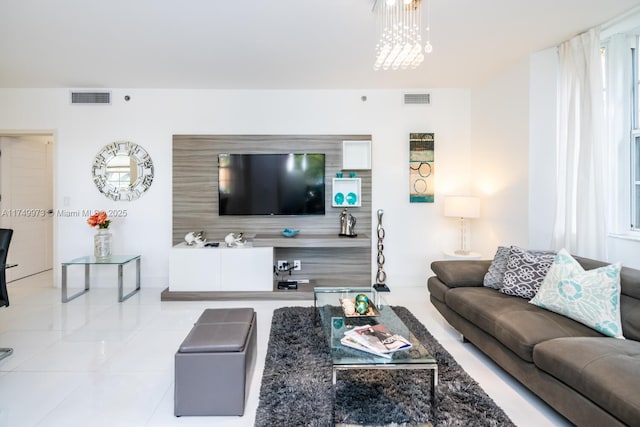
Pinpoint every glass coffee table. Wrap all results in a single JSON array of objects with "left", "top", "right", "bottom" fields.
[{"left": 314, "top": 287, "right": 438, "bottom": 406}]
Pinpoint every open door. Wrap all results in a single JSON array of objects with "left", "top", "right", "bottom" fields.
[{"left": 0, "top": 135, "right": 54, "bottom": 281}]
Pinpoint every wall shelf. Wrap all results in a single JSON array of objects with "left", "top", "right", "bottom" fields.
[
  {"left": 343, "top": 140, "right": 371, "bottom": 170},
  {"left": 332, "top": 178, "right": 361, "bottom": 207},
  {"left": 253, "top": 233, "right": 369, "bottom": 248}
]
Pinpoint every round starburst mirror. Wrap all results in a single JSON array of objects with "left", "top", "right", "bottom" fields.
[{"left": 91, "top": 141, "right": 154, "bottom": 201}]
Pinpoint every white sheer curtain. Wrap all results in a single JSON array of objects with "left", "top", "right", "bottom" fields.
[
  {"left": 604, "top": 33, "right": 632, "bottom": 235},
  {"left": 552, "top": 28, "right": 607, "bottom": 259}
]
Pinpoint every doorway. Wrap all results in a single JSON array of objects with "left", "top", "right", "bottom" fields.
[{"left": 0, "top": 134, "right": 54, "bottom": 282}]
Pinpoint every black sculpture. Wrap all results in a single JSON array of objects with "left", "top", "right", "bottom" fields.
[{"left": 373, "top": 209, "right": 390, "bottom": 292}]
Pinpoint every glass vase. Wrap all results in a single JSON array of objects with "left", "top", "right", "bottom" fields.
[{"left": 94, "top": 228, "right": 112, "bottom": 258}]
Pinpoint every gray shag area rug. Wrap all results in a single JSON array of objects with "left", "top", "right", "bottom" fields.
[{"left": 255, "top": 306, "right": 515, "bottom": 427}]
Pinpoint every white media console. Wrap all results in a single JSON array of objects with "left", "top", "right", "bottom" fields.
[
  {"left": 169, "top": 242, "right": 273, "bottom": 292},
  {"left": 168, "top": 233, "right": 371, "bottom": 294}
]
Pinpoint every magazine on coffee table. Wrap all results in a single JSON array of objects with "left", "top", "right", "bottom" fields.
[
  {"left": 340, "top": 335, "right": 392, "bottom": 358},
  {"left": 341, "top": 324, "right": 412, "bottom": 356}
]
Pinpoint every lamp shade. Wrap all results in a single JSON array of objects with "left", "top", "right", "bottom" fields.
[{"left": 444, "top": 196, "right": 480, "bottom": 218}]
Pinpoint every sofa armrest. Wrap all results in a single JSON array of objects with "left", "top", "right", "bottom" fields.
[{"left": 430, "top": 260, "right": 492, "bottom": 288}]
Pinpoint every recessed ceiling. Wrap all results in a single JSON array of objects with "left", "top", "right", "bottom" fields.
[{"left": 1, "top": 0, "right": 639, "bottom": 89}]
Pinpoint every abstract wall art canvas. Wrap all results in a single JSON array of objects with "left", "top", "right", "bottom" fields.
[{"left": 409, "top": 133, "right": 434, "bottom": 203}]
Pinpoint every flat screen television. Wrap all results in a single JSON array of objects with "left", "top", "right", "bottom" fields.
[{"left": 218, "top": 153, "right": 325, "bottom": 215}]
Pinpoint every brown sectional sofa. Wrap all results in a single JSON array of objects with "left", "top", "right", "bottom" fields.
[{"left": 428, "top": 256, "right": 640, "bottom": 427}]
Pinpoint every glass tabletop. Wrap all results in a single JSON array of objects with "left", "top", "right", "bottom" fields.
[
  {"left": 314, "top": 287, "right": 436, "bottom": 367},
  {"left": 62, "top": 255, "right": 140, "bottom": 265}
]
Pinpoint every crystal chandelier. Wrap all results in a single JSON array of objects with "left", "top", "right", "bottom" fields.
[{"left": 373, "top": 0, "right": 432, "bottom": 70}]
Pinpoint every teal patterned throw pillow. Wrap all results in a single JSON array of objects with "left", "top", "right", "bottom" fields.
[{"left": 529, "top": 249, "right": 624, "bottom": 339}]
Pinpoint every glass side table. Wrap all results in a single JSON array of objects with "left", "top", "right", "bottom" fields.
[{"left": 61, "top": 255, "right": 141, "bottom": 303}]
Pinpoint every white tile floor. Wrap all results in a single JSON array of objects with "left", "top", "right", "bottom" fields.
[{"left": 0, "top": 271, "right": 571, "bottom": 427}]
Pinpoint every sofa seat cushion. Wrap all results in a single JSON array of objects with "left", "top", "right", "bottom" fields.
[
  {"left": 446, "top": 287, "right": 602, "bottom": 361},
  {"left": 533, "top": 337, "right": 640, "bottom": 426}
]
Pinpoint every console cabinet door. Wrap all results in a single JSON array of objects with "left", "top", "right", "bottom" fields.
[
  {"left": 219, "top": 247, "right": 273, "bottom": 291},
  {"left": 169, "top": 247, "right": 221, "bottom": 291}
]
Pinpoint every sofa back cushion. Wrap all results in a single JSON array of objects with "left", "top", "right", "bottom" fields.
[
  {"left": 430, "top": 260, "right": 491, "bottom": 287},
  {"left": 574, "top": 256, "right": 640, "bottom": 341}
]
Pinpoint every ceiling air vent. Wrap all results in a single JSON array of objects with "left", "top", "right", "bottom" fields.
[
  {"left": 70, "top": 91, "right": 111, "bottom": 105},
  {"left": 404, "top": 93, "right": 430, "bottom": 105}
]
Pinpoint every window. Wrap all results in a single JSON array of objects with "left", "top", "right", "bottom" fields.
[
  {"left": 634, "top": 132, "right": 640, "bottom": 228},
  {"left": 603, "top": 33, "right": 640, "bottom": 232},
  {"left": 633, "top": 37, "right": 640, "bottom": 230}
]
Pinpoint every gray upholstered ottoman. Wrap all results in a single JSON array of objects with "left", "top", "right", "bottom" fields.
[{"left": 174, "top": 307, "right": 257, "bottom": 416}]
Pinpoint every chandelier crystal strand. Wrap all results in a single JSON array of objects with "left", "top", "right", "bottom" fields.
[
  {"left": 424, "top": 0, "right": 433, "bottom": 53},
  {"left": 392, "top": 2, "right": 411, "bottom": 70},
  {"left": 374, "top": 0, "right": 429, "bottom": 71}
]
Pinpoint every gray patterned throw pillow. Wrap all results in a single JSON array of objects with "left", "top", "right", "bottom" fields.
[
  {"left": 483, "top": 246, "right": 510, "bottom": 289},
  {"left": 500, "top": 246, "right": 556, "bottom": 299}
]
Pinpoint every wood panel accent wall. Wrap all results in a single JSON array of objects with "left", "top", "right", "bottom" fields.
[
  {"left": 274, "top": 247, "right": 370, "bottom": 286},
  {"left": 172, "top": 135, "right": 372, "bottom": 286}
]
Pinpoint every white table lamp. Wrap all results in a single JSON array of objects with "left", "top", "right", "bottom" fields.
[{"left": 444, "top": 196, "right": 480, "bottom": 255}]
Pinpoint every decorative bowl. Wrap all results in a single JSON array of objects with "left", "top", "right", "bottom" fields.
[
  {"left": 281, "top": 228, "right": 300, "bottom": 238},
  {"left": 339, "top": 298, "right": 380, "bottom": 317}
]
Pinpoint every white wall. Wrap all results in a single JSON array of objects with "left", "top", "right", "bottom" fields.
[
  {"left": 529, "top": 48, "right": 559, "bottom": 251},
  {"left": 0, "top": 88, "right": 472, "bottom": 288},
  {"left": 469, "top": 59, "right": 531, "bottom": 257}
]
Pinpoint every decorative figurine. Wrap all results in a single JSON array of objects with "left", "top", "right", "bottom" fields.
[
  {"left": 355, "top": 300, "right": 369, "bottom": 314},
  {"left": 184, "top": 232, "right": 195, "bottom": 245},
  {"left": 373, "top": 209, "right": 390, "bottom": 292},
  {"left": 339, "top": 208, "right": 357, "bottom": 237},
  {"left": 355, "top": 293, "right": 369, "bottom": 304},
  {"left": 185, "top": 231, "right": 206, "bottom": 246},
  {"left": 224, "top": 232, "right": 246, "bottom": 247}
]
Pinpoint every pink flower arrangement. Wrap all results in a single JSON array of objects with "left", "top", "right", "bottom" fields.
[{"left": 87, "top": 211, "right": 111, "bottom": 229}]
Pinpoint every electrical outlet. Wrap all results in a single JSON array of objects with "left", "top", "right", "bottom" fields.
[
  {"left": 293, "top": 260, "right": 301, "bottom": 271},
  {"left": 277, "top": 260, "right": 288, "bottom": 270}
]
